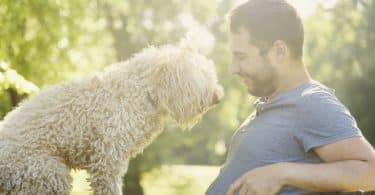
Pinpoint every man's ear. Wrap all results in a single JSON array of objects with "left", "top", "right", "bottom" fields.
[{"left": 271, "top": 40, "right": 288, "bottom": 59}]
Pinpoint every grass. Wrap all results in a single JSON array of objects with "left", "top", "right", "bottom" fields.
[
  {"left": 70, "top": 170, "right": 91, "bottom": 195},
  {"left": 70, "top": 165, "right": 220, "bottom": 195}
]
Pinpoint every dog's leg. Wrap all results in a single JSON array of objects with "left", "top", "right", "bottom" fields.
[
  {"left": 0, "top": 153, "right": 71, "bottom": 195},
  {"left": 88, "top": 165, "right": 124, "bottom": 195},
  {"left": 88, "top": 157, "right": 128, "bottom": 195}
]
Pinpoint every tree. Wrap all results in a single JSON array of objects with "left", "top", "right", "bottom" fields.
[{"left": 0, "top": 0, "right": 115, "bottom": 117}]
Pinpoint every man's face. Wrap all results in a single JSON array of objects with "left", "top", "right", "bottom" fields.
[{"left": 229, "top": 27, "right": 279, "bottom": 97}]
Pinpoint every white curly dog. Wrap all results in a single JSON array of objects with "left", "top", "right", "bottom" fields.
[{"left": 0, "top": 44, "right": 224, "bottom": 195}]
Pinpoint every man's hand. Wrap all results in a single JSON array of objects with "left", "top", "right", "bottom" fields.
[{"left": 226, "top": 163, "right": 286, "bottom": 195}]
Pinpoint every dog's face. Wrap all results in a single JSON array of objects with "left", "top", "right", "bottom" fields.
[{"left": 150, "top": 45, "right": 224, "bottom": 127}]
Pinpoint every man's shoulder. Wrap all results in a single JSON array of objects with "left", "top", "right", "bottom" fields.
[
  {"left": 299, "top": 81, "right": 338, "bottom": 104},
  {"left": 301, "top": 80, "right": 335, "bottom": 98},
  {"left": 295, "top": 81, "right": 345, "bottom": 114},
  {"left": 294, "top": 80, "right": 357, "bottom": 129}
]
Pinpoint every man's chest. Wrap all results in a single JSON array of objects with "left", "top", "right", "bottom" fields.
[{"left": 226, "top": 110, "right": 306, "bottom": 165}]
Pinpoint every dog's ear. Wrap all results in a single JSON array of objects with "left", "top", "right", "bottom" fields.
[{"left": 151, "top": 49, "right": 205, "bottom": 125}]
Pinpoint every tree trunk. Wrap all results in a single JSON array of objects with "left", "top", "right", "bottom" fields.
[
  {"left": 122, "top": 160, "right": 144, "bottom": 195},
  {"left": 7, "top": 88, "right": 26, "bottom": 107}
]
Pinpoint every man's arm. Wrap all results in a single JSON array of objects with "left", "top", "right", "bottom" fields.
[
  {"left": 282, "top": 136, "right": 375, "bottom": 192},
  {"left": 227, "top": 137, "right": 375, "bottom": 195}
]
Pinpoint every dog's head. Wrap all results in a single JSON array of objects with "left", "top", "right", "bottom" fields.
[{"left": 141, "top": 45, "right": 224, "bottom": 128}]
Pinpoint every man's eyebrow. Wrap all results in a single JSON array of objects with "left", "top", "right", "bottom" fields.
[{"left": 232, "top": 51, "right": 248, "bottom": 56}]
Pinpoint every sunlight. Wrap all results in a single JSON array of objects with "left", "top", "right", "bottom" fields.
[
  {"left": 287, "top": 0, "right": 337, "bottom": 19},
  {"left": 232, "top": 0, "right": 338, "bottom": 19},
  {"left": 178, "top": 13, "right": 216, "bottom": 53}
]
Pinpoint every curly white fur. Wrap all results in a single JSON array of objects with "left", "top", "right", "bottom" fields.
[{"left": 0, "top": 44, "right": 223, "bottom": 195}]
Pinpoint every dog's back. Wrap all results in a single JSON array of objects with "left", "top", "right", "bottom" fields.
[{"left": 0, "top": 78, "right": 94, "bottom": 194}]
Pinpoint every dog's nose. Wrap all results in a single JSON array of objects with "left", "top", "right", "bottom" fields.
[
  {"left": 213, "top": 93, "right": 221, "bottom": 105},
  {"left": 212, "top": 86, "right": 224, "bottom": 105}
]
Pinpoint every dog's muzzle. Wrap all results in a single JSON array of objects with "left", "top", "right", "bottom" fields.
[{"left": 212, "top": 86, "right": 224, "bottom": 105}]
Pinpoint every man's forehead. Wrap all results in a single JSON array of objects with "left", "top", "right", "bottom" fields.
[
  {"left": 230, "top": 27, "right": 249, "bottom": 39},
  {"left": 229, "top": 28, "right": 251, "bottom": 52}
]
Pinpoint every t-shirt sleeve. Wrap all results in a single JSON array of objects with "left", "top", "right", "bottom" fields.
[{"left": 296, "top": 91, "right": 363, "bottom": 153}]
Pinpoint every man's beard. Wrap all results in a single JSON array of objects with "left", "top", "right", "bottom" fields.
[
  {"left": 245, "top": 65, "right": 278, "bottom": 98},
  {"left": 247, "top": 75, "right": 277, "bottom": 97}
]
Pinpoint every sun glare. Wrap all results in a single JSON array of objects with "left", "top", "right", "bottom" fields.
[{"left": 232, "top": 0, "right": 338, "bottom": 19}]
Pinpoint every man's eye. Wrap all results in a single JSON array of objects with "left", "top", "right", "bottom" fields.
[{"left": 237, "top": 55, "right": 247, "bottom": 60}]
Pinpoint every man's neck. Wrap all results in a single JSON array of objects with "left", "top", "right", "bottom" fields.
[{"left": 268, "top": 62, "right": 311, "bottom": 101}]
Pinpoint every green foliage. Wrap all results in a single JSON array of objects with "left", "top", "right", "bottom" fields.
[
  {"left": 142, "top": 165, "right": 219, "bottom": 195},
  {"left": 0, "top": 61, "right": 38, "bottom": 118},
  {"left": 0, "top": 61, "right": 38, "bottom": 94},
  {"left": 0, "top": 0, "right": 115, "bottom": 117}
]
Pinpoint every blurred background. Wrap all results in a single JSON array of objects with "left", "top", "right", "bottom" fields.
[{"left": 1, "top": 0, "right": 374, "bottom": 194}]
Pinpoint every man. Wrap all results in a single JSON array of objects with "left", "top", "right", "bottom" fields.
[{"left": 205, "top": 0, "right": 375, "bottom": 194}]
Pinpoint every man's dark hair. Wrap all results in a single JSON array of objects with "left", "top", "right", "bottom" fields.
[{"left": 228, "top": 0, "right": 304, "bottom": 59}]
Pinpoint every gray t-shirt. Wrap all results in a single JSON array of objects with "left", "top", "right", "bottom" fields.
[{"left": 205, "top": 80, "right": 362, "bottom": 195}]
